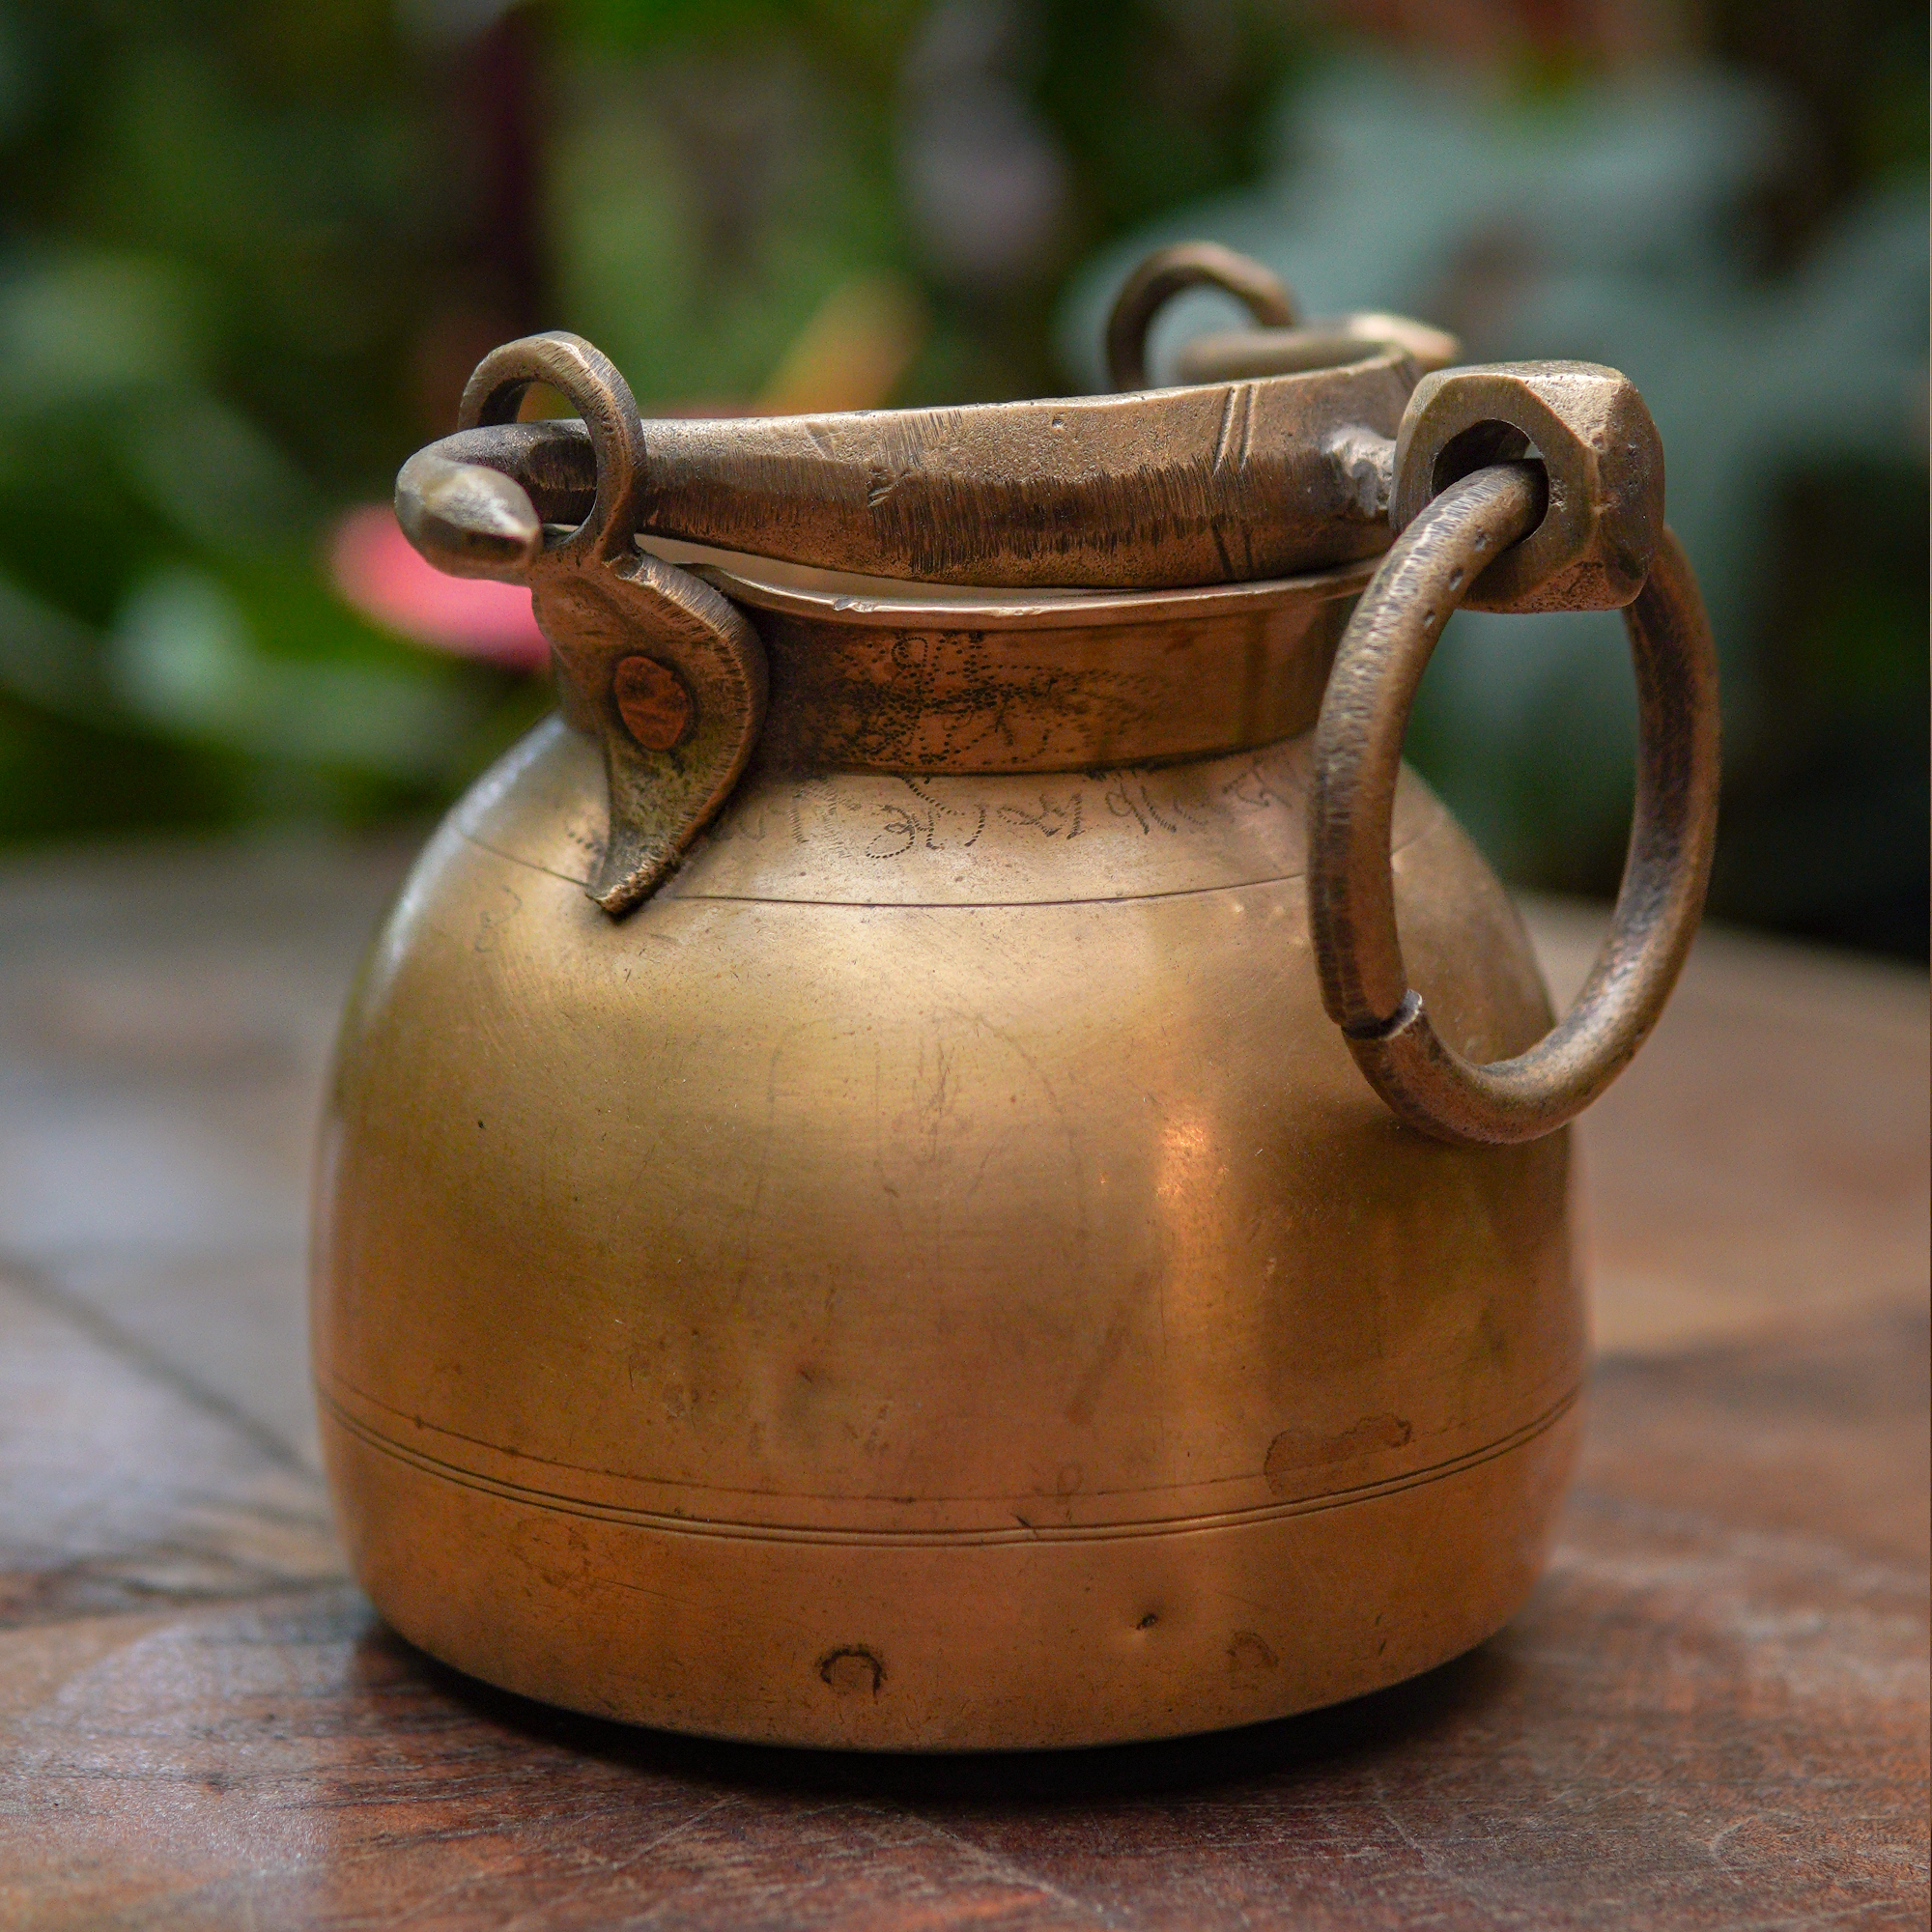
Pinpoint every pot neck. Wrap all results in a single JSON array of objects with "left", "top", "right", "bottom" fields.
[{"left": 555, "top": 541, "right": 1377, "bottom": 776}]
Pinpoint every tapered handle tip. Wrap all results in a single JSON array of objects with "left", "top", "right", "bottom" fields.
[{"left": 395, "top": 448, "right": 543, "bottom": 582}]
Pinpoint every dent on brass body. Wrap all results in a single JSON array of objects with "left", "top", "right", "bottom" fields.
[{"left": 317, "top": 245, "right": 1718, "bottom": 1749}]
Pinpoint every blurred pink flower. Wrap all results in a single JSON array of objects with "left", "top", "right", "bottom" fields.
[{"left": 329, "top": 505, "right": 550, "bottom": 672}]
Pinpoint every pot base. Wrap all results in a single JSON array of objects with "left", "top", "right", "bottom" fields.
[{"left": 321, "top": 1393, "right": 1578, "bottom": 1752}]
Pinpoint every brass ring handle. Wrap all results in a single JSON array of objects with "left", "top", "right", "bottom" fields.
[
  {"left": 1307, "top": 462, "right": 1720, "bottom": 1146},
  {"left": 1105, "top": 242, "right": 1297, "bottom": 390}
]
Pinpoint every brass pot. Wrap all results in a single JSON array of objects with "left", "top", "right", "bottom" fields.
[{"left": 313, "top": 248, "right": 1719, "bottom": 1749}]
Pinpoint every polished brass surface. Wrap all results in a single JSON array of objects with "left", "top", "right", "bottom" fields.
[
  {"left": 317, "top": 705, "right": 1581, "bottom": 1749},
  {"left": 1308, "top": 468, "right": 1720, "bottom": 1145},
  {"left": 317, "top": 242, "right": 1716, "bottom": 1749}
]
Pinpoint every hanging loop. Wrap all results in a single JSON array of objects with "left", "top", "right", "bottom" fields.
[
  {"left": 1307, "top": 462, "right": 1719, "bottom": 1145},
  {"left": 1105, "top": 242, "right": 1299, "bottom": 390}
]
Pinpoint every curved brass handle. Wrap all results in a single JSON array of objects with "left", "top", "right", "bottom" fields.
[
  {"left": 1105, "top": 242, "right": 1298, "bottom": 390},
  {"left": 399, "top": 332, "right": 766, "bottom": 916},
  {"left": 1307, "top": 462, "right": 1720, "bottom": 1145},
  {"left": 1104, "top": 242, "right": 1462, "bottom": 392}
]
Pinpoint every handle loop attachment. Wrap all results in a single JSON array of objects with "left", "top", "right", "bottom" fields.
[
  {"left": 403, "top": 332, "right": 765, "bottom": 916},
  {"left": 1307, "top": 459, "right": 1719, "bottom": 1144},
  {"left": 1105, "top": 242, "right": 1298, "bottom": 390}
]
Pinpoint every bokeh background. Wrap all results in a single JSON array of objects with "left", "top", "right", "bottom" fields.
[{"left": 0, "top": 0, "right": 1922, "bottom": 953}]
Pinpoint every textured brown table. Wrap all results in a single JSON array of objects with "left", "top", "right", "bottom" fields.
[{"left": 1, "top": 838, "right": 1925, "bottom": 1930}]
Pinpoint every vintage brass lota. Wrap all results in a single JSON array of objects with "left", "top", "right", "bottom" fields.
[{"left": 313, "top": 244, "right": 1719, "bottom": 1749}]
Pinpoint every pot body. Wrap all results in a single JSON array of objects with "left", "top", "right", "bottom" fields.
[{"left": 314, "top": 664, "right": 1582, "bottom": 1747}]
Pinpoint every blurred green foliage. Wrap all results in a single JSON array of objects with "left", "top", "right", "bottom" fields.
[
  {"left": 0, "top": 0, "right": 550, "bottom": 837},
  {"left": 0, "top": 0, "right": 1921, "bottom": 954},
  {"left": 543, "top": 0, "right": 1317, "bottom": 406}
]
